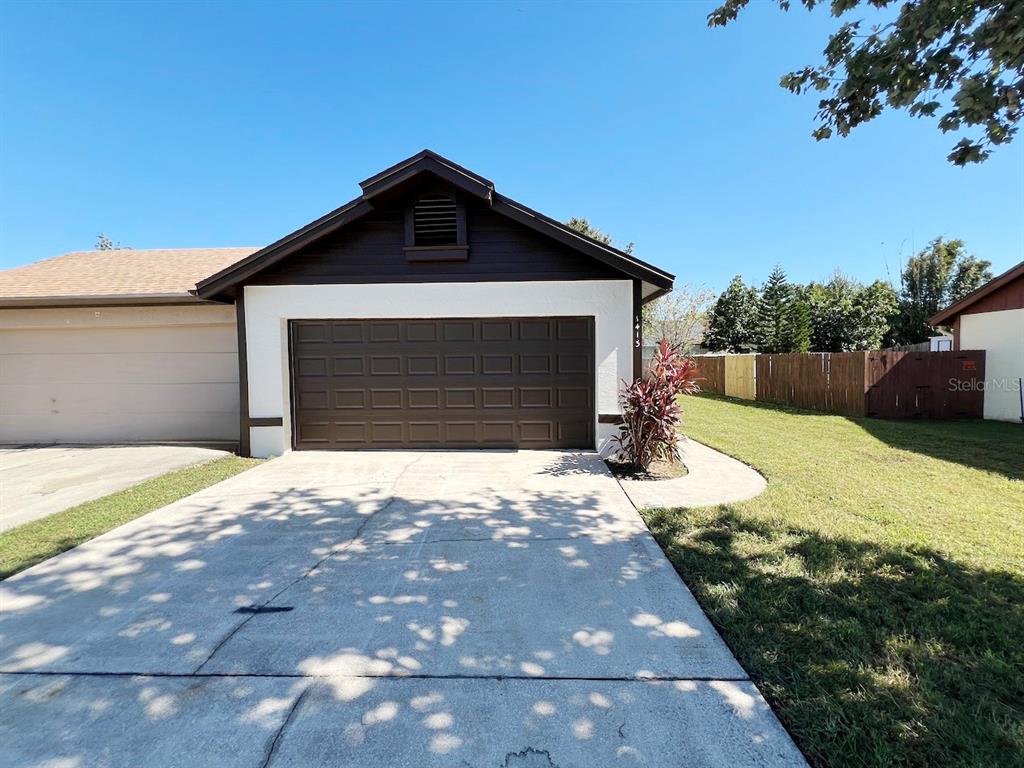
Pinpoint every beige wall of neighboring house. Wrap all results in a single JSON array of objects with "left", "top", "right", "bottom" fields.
[
  {"left": 0, "top": 304, "right": 239, "bottom": 444},
  {"left": 960, "top": 308, "right": 1024, "bottom": 422}
]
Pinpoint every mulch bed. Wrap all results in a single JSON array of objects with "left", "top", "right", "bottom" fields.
[{"left": 605, "top": 458, "right": 687, "bottom": 481}]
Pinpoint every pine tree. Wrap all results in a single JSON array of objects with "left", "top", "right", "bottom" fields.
[
  {"left": 704, "top": 276, "right": 758, "bottom": 352},
  {"left": 756, "top": 265, "right": 793, "bottom": 353},
  {"left": 781, "top": 297, "right": 813, "bottom": 353}
]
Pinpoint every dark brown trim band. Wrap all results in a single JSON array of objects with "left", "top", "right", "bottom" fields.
[
  {"left": 598, "top": 414, "right": 624, "bottom": 424},
  {"left": 249, "top": 417, "right": 284, "bottom": 427},
  {"left": 236, "top": 292, "right": 250, "bottom": 457},
  {"left": 632, "top": 279, "right": 643, "bottom": 381}
]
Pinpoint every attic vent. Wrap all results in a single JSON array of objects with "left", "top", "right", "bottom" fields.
[{"left": 413, "top": 194, "right": 459, "bottom": 246}]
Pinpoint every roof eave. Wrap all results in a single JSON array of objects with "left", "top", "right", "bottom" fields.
[
  {"left": 360, "top": 154, "right": 494, "bottom": 203},
  {"left": 0, "top": 293, "right": 224, "bottom": 309},
  {"left": 491, "top": 194, "right": 674, "bottom": 290},
  {"left": 928, "top": 260, "right": 1024, "bottom": 326},
  {"left": 195, "top": 197, "right": 374, "bottom": 299},
  {"left": 197, "top": 151, "right": 675, "bottom": 298}
]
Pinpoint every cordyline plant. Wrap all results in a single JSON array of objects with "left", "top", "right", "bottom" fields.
[{"left": 613, "top": 339, "right": 701, "bottom": 472}]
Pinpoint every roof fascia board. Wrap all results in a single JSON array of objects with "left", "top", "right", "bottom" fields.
[
  {"left": 195, "top": 198, "right": 373, "bottom": 298},
  {"left": 928, "top": 260, "right": 1024, "bottom": 325},
  {"left": 491, "top": 196, "right": 674, "bottom": 289},
  {"left": 360, "top": 149, "right": 493, "bottom": 191},
  {"left": 360, "top": 156, "right": 493, "bottom": 202},
  {"left": 0, "top": 294, "right": 225, "bottom": 309}
]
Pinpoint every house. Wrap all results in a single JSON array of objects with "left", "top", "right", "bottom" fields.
[
  {"left": 0, "top": 150, "right": 674, "bottom": 456},
  {"left": 929, "top": 260, "right": 1024, "bottom": 423}
]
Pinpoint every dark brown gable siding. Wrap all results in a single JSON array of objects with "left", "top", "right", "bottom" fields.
[
  {"left": 960, "top": 273, "right": 1024, "bottom": 316},
  {"left": 246, "top": 200, "right": 622, "bottom": 286}
]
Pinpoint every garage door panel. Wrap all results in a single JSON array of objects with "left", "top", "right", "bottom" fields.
[{"left": 290, "top": 318, "right": 594, "bottom": 449}]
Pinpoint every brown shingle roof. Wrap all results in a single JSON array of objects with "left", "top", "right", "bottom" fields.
[{"left": 0, "top": 247, "right": 258, "bottom": 304}]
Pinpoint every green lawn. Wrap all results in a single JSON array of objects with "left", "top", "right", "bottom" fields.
[
  {"left": 0, "top": 456, "right": 261, "bottom": 580},
  {"left": 643, "top": 395, "right": 1024, "bottom": 768}
]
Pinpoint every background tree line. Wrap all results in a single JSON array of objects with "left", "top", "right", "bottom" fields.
[
  {"left": 703, "top": 238, "right": 993, "bottom": 353},
  {"left": 567, "top": 219, "right": 995, "bottom": 355}
]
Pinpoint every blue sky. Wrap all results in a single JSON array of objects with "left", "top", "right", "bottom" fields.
[{"left": 2, "top": 0, "right": 1022, "bottom": 293}]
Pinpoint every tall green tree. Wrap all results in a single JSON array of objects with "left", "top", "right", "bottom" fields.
[
  {"left": 565, "top": 217, "right": 634, "bottom": 255},
  {"left": 705, "top": 275, "right": 759, "bottom": 352},
  {"left": 781, "top": 295, "right": 813, "bottom": 353},
  {"left": 708, "top": 0, "right": 1024, "bottom": 165},
  {"left": 897, "top": 237, "right": 992, "bottom": 341},
  {"left": 949, "top": 256, "right": 996, "bottom": 302},
  {"left": 805, "top": 273, "right": 860, "bottom": 352},
  {"left": 806, "top": 273, "right": 899, "bottom": 351},
  {"left": 756, "top": 265, "right": 796, "bottom": 353},
  {"left": 851, "top": 280, "right": 900, "bottom": 349}
]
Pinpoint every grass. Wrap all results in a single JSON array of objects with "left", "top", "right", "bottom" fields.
[
  {"left": 643, "top": 395, "right": 1024, "bottom": 768},
  {"left": 0, "top": 456, "right": 261, "bottom": 580}
]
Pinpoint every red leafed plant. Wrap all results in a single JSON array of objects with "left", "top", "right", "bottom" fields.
[{"left": 613, "top": 339, "right": 701, "bottom": 472}]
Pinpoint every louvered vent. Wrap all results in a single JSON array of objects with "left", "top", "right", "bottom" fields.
[{"left": 413, "top": 194, "right": 459, "bottom": 246}]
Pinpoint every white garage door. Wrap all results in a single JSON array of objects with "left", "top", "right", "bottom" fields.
[{"left": 0, "top": 305, "right": 239, "bottom": 444}]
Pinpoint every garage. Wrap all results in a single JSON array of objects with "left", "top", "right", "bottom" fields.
[
  {"left": 290, "top": 317, "right": 594, "bottom": 449},
  {"left": 0, "top": 151, "right": 674, "bottom": 456}
]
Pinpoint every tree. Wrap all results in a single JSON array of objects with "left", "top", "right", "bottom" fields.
[
  {"left": 95, "top": 233, "right": 128, "bottom": 250},
  {"left": 851, "top": 280, "right": 900, "bottom": 349},
  {"left": 756, "top": 265, "right": 795, "bottom": 353},
  {"left": 781, "top": 295, "right": 813, "bottom": 353},
  {"left": 949, "top": 256, "right": 995, "bottom": 302},
  {"left": 806, "top": 272, "right": 899, "bottom": 351},
  {"left": 805, "top": 273, "right": 860, "bottom": 352},
  {"left": 708, "top": 0, "right": 1024, "bottom": 165},
  {"left": 896, "top": 237, "right": 992, "bottom": 341},
  {"left": 565, "top": 217, "right": 634, "bottom": 254},
  {"left": 705, "top": 275, "right": 759, "bottom": 352},
  {"left": 642, "top": 285, "right": 716, "bottom": 353}
]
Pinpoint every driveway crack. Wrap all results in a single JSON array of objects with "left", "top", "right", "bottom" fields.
[
  {"left": 193, "top": 454, "right": 427, "bottom": 674},
  {"left": 258, "top": 682, "right": 312, "bottom": 768}
]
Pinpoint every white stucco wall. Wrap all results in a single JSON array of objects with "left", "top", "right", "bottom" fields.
[
  {"left": 960, "top": 308, "right": 1024, "bottom": 422},
  {"left": 243, "top": 280, "right": 633, "bottom": 457}
]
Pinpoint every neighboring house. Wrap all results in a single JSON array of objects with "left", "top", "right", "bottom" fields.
[
  {"left": 929, "top": 260, "right": 1024, "bottom": 423},
  {"left": 0, "top": 150, "right": 674, "bottom": 455}
]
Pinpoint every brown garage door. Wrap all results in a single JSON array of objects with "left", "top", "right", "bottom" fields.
[{"left": 289, "top": 317, "right": 594, "bottom": 449}]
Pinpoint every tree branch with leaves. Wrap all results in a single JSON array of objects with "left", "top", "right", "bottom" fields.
[{"left": 709, "top": 0, "right": 1023, "bottom": 165}]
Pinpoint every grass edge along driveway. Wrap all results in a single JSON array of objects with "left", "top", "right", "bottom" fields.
[
  {"left": 643, "top": 395, "right": 1023, "bottom": 768},
  {"left": 0, "top": 456, "right": 262, "bottom": 580}
]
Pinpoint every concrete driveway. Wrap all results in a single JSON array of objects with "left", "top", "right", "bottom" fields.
[
  {"left": 0, "top": 445, "right": 230, "bottom": 531},
  {"left": 0, "top": 451, "right": 804, "bottom": 767}
]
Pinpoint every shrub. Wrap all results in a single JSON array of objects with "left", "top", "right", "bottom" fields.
[{"left": 613, "top": 339, "right": 700, "bottom": 471}]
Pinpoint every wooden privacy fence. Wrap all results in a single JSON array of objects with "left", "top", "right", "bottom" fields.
[
  {"left": 724, "top": 354, "right": 756, "bottom": 400},
  {"left": 695, "top": 355, "right": 725, "bottom": 395},
  {"left": 694, "top": 351, "right": 986, "bottom": 419}
]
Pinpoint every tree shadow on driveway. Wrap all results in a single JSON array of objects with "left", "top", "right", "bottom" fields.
[{"left": 0, "top": 451, "right": 805, "bottom": 767}]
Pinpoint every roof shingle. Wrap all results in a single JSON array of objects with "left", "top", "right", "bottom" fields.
[{"left": 0, "top": 247, "right": 257, "bottom": 301}]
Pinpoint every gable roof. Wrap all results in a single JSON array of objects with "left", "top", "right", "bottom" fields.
[
  {"left": 195, "top": 150, "right": 674, "bottom": 300},
  {"left": 929, "top": 260, "right": 1024, "bottom": 326},
  {"left": 0, "top": 247, "right": 258, "bottom": 308}
]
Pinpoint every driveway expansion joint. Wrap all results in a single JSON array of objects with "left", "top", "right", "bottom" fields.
[{"left": 0, "top": 670, "right": 752, "bottom": 683}]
